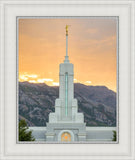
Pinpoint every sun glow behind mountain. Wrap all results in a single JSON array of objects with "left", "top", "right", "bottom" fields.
[
  {"left": 19, "top": 18, "right": 117, "bottom": 92},
  {"left": 19, "top": 73, "right": 92, "bottom": 86}
]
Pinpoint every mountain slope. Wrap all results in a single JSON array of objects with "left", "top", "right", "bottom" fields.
[{"left": 19, "top": 82, "right": 116, "bottom": 126}]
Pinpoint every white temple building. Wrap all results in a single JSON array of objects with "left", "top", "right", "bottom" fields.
[
  {"left": 46, "top": 25, "right": 86, "bottom": 142},
  {"left": 29, "top": 25, "right": 116, "bottom": 142}
]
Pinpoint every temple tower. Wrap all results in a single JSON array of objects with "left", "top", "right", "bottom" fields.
[{"left": 46, "top": 25, "right": 86, "bottom": 142}]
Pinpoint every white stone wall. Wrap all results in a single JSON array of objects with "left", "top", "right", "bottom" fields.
[{"left": 29, "top": 127, "right": 116, "bottom": 142}]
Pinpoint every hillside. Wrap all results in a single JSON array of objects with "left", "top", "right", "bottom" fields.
[{"left": 19, "top": 82, "right": 116, "bottom": 127}]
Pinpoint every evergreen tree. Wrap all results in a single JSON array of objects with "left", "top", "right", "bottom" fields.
[
  {"left": 112, "top": 130, "right": 117, "bottom": 141},
  {"left": 19, "top": 119, "right": 35, "bottom": 141}
]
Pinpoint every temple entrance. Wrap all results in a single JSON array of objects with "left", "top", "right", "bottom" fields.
[{"left": 61, "top": 132, "right": 71, "bottom": 142}]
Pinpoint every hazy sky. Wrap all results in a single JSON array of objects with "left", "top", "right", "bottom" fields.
[{"left": 19, "top": 18, "right": 117, "bottom": 91}]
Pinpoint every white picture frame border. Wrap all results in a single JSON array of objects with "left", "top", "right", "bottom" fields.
[{"left": 0, "top": 0, "right": 134, "bottom": 160}]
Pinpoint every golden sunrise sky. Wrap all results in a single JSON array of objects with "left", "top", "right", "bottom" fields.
[{"left": 19, "top": 18, "right": 117, "bottom": 92}]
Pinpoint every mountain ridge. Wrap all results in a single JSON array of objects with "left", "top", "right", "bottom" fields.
[{"left": 19, "top": 82, "right": 116, "bottom": 127}]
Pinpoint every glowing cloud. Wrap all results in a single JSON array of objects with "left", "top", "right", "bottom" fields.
[
  {"left": 27, "top": 74, "right": 38, "bottom": 78},
  {"left": 37, "top": 79, "right": 45, "bottom": 83},
  {"left": 20, "top": 75, "right": 28, "bottom": 81},
  {"left": 19, "top": 73, "right": 57, "bottom": 86},
  {"left": 19, "top": 73, "right": 93, "bottom": 87},
  {"left": 74, "top": 78, "right": 77, "bottom": 82},
  {"left": 52, "top": 82, "right": 59, "bottom": 86},
  {"left": 19, "top": 74, "right": 38, "bottom": 81},
  {"left": 37, "top": 78, "right": 53, "bottom": 83},
  {"left": 28, "top": 80, "right": 36, "bottom": 83},
  {"left": 84, "top": 81, "right": 92, "bottom": 85},
  {"left": 43, "top": 78, "right": 53, "bottom": 82},
  {"left": 86, "top": 81, "right": 91, "bottom": 84}
]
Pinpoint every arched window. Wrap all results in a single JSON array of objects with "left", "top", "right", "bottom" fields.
[{"left": 61, "top": 132, "right": 71, "bottom": 142}]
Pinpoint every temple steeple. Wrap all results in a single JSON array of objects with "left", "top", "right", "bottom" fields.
[{"left": 46, "top": 25, "right": 86, "bottom": 142}]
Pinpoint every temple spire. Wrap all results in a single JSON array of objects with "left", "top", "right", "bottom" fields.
[{"left": 64, "top": 25, "right": 70, "bottom": 63}]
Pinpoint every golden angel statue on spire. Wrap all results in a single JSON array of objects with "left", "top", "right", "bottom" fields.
[{"left": 66, "top": 25, "right": 70, "bottom": 36}]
